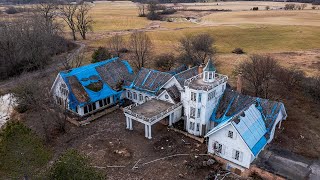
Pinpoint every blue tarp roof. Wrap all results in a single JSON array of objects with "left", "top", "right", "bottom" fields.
[
  {"left": 207, "top": 89, "right": 286, "bottom": 156},
  {"left": 59, "top": 58, "right": 134, "bottom": 109}
]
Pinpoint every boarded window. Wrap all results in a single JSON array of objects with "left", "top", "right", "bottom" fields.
[
  {"left": 232, "top": 150, "right": 243, "bottom": 162},
  {"left": 228, "top": 131, "right": 233, "bottom": 138}
]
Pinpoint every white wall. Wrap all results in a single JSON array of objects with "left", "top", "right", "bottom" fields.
[
  {"left": 182, "top": 81, "right": 227, "bottom": 136},
  {"left": 51, "top": 74, "right": 70, "bottom": 109},
  {"left": 207, "top": 124, "right": 252, "bottom": 168}
]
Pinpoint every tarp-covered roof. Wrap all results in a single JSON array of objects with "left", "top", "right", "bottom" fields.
[
  {"left": 206, "top": 89, "right": 286, "bottom": 156},
  {"left": 131, "top": 68, "right": 173, "bottom": 94},
  {"left": 60, "top": 58, "right": 134, "bottom": 108}
]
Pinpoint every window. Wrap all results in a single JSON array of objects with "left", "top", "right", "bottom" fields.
[
  {"left": 133, "top": 92, "right": 137, "bottom": 100},
  {"left": 214, "top": 142, "right": 223, "bottom": 153},
  {"left": 165, "top": 94, "right": 169, "bottom": 99},
  {"left": 197, "top": 108, "right": 201, "bottom": 118},
  {"left": 209, "top": 72, "right": 213, "bottom": 80},
  {"left": 189, "top": 122, "right": 194, "bottom": 130},
  {"left": 84, "top": 106, "right": 88, "bottom": 114},
  {"left": 228, "top": 131, "right": 233, "bottom": 138},
  {"left": 191, "top": 92, "right": 196, "bottom": 102},
  {"left": 208, "top": 90, "right": 216, "bottom": 101},
  {"left": 232, "top": 150, "right": 243, "bottom": 162},
  {"left": 198, "top": 93, "right": 202, "bottom": 103},
  {"left": 83, "top": 102, "right": 97, "bottom": 114},
  {"left": 139, "top": 94, "right": 143, "bottom": 101},
  {"left": 127, "top": 91, "right": 132, "bottom": 99},
  {"left": 196, "top": 123, "right": 200, "bottom": 131},
  {"left": 204, "top": 72, "right": 208, "bottom": 80},
  {"left": 190, "top": 107, "right": 195, "bottom": 118},
  {"left": 99, "top": 100, "right": 103, "bottom": 107}
]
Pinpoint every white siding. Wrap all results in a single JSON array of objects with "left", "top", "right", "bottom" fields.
[{"left": 207, "top": 124, "right": 252, "bottom": 168}]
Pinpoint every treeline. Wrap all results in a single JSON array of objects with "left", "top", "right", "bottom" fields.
[
  {"left": 0, "top": 4, "right": 75, "bottom": 80},
  {"left": 131, "top": 0, "right": 320, "bottom": 4}
]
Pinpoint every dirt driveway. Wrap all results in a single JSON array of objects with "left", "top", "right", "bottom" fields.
[{"left": 51, "top": 109, "right": 221, "bottom": 179}]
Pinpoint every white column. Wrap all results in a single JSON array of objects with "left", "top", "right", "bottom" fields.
[
  {"left": 278, "top": 120, "right": 282, "bottom": 129},
  {"left": 169, "top": 113, "right": 173, "bottom": 126},
  {"left": 145, "top": 124, "right": 148, "bottom": 138},
  {"left": 148, "top": 125, "right": 152, "bottom": 139},
  {"left": 126, "top": 116, "right": 129, "bottom": 129},
  {"left": 129, "top": 118, "right": 133, "bottom": 130}
]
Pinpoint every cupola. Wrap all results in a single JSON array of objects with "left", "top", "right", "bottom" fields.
[{"left": 203, "top": 59, "right": 216, "bottom": 83}]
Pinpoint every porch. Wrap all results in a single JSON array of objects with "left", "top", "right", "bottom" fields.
[{"left": 123, "top": 99, "right": 182, "bottom": 139}]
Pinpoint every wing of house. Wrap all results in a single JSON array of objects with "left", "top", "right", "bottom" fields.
[
  {"left": 50, "top": 57, "right": 135, "bottom": 116},
  {"left": 205, "top": 89, "right": 287, "bottom": 169}
]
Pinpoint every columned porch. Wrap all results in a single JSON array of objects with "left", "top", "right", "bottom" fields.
[{"left": 123, "top": 99, "right": 182, "bottom": 139}]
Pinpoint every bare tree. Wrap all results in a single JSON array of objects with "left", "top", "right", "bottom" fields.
[
  {"left": 129, "top": 31, "right": 153, "bottom": 69},
  {"left": 75, "top": 3, "right": 93, "bottom": 40},
  {"left": 11, "top": 76, "right": 67, "bottom": 142},
  {"left": 61, "top": 49, "right": 85, "bottom": 70},
  {"left": 154, "top": 53, "right": 175, "bottom": 71},
  {"left": 60, "top": 4, "right": 78, "bottom": 41},
  {"left": 108, "top": 34, "right": 125, "bottom": 57},
  {"left": 178, "top": 33, "right": 215, "bottom": 66},
  {"left": 34, "top": 0, "right": 60, "bottom": 34},
  {"left": 235, "top": 55, "right": 279, "bottom": 98},
  {"left": 138, "top": 3, "right": 146, "bottom": 17}
]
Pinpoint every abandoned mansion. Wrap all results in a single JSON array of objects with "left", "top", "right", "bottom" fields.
[{"left": 51, "top": 57, "right": 287, "bottom": 169}]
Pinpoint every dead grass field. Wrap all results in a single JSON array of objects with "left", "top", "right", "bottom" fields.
[
  {"left": 201, "top": 10, "right": 320, "bottom": 26},
  {"left": 89, "top": 1, "right": 149, "bottom": 32},
  {"left": 176, "top": 1, "right": 314, "bottom": 11}
]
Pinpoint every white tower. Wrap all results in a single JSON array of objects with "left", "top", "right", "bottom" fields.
[{"left": 182, "top": 60, "right": 228, "bottom": 136}]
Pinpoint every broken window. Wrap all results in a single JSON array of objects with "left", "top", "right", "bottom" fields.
[
  {"left": 232, "top": 150, "right": 242, "bottom": 162},
  {"left": 191, "top": 92, "right": 196, "bottom": 102},
  {"left": 133, "top": 92, "right": 137, "bottom": 100},
  {"left": 214, "top": 142, "right": 223, "bottom": 154},
  {"left": 139, "top": 94, "right": 143, "bottom": 101},
  {"left": 228, "top": 131, "right": 233, "bottom": 138},
  {"left": 198, "top": 93, "right": 202, "bottom": 103},
  {"left": 190, "top": 107, "right": 195, "bottom": 118},
  {"left": 196, "top": 123, "right": 200, "bottom": 131}
]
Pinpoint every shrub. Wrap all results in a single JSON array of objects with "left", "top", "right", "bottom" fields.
[
  {"left": 91, "top": 47, "right": 112, "bottom": 63},
  {"left": 312, "top": 6, "right": 317, "bottom": 10},
  {"left": 146, "top": 12, "right": 161, "bottom": 20},
  {"left": 265, "top": 6, "right": 270, "bottom": 10},
  {"left": 0, "top": 122, "right": 51, "bottom": 178},
  {"left": 284, "top": 4, "right": 295, "bottom": 10},
  {"left": 49, "top": 149, "right": 104, "bottom": 180},
  {"left": 154, "top": 53, "right": 175, "bottom": 71},
  {"left": 119, "top": 48, "right": 129, "bottom": 53},
  {"left": 232, "top": 48, "right": 245, "bottom": 54},
  {"left": 5, "top": 7, "right": 19, "bottom": 14},
  {"left": 161, "top": 8, "right": 177, "bottom": 15},
  {"left": 252, "top": 7, "right": 259, "bottom": 11}
]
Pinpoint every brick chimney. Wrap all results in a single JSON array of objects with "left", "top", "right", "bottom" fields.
[
  {"left": 237, "top": 74, "right": 242, "bottom": 93},
  {"left": 198, "top": 63, "right": 204, "bottom": 74}
]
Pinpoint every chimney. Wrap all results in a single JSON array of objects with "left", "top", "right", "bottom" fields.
[
  {"left": 198, "top": 63, "right": 204, "bottom": 74},
  {"left": 237, "top": 74, "right": 242, "bottom": 93}
]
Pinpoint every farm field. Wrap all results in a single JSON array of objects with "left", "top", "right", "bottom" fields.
[{"left": 82, "top": 1, "right": 320, "bottom": 76}]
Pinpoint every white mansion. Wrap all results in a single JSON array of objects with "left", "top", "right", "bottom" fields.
[{"left": 51, "top": 57, "right": 287, "bottom": 169}]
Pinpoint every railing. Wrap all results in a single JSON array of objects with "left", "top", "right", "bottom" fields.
[
  {"left": 184, "top": 73, "right": 228, "bottom": 91},
  {"left": 123, "top": 101, "right": 183, "bottom": 123}
]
